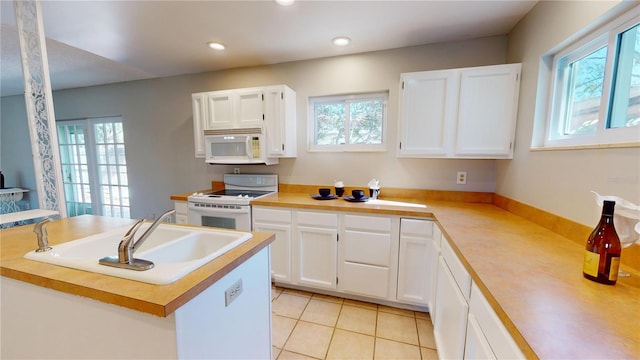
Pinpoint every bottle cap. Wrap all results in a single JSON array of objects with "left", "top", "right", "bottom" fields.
[{"left": 603, "top": 200, "right": 616, "bottom": 215}]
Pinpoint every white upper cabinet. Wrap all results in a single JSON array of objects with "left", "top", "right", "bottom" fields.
[
  {"left": 192, "top": 84, "right": 297, "bottom": 159},
  {"left": 398, "top": 70, "right": 457, "bottom": 156},
  {"left": 398, "top": 63, "right": 521, "bottom": 159},
  {"left": 263, "top": 85, "right": 297, "bottom": 158},
  {"left": 455, "top": 64, "right": 521, "bottom": 157},
  {"left": 205, "top": 88, "right": 263, "bottom": 130}
]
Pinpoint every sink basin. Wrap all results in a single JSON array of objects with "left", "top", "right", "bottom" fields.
[{"left": 24, "top": 223, "right": 252, "bottom": 285}]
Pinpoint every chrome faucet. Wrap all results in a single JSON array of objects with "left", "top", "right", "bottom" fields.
[
  {"left": 33, "top": 217, "right": 53, "bottom": 252},
  {"left": 99, "top": 209, "right": 176, "bottom": 271}
]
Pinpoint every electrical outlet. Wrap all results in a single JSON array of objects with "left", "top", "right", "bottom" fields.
[
  {"left": 233, "top": 167, "right": 240, "bottom": 174},
  {"left": 457, "top": 171, "right": 467, "bottom": 185},
  {"left": 225, "top": 279, "right": 243, "bottom": 306}
]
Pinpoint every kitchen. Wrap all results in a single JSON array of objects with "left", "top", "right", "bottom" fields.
[{"left": 1, "top": 0, "right": 639, "bottom": 359}]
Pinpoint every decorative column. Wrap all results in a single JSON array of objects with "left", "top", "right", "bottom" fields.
[{"left": 13, "top": 0, "right": 66, "bottom": 217}]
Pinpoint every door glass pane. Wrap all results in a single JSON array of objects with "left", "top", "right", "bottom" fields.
[{"left": 610, "top": 24, "right": 640, "bottom": 128}]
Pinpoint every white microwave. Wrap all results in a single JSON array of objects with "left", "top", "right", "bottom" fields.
[{"left": 204, "top": 128, "right": 279, "bottom": 165}]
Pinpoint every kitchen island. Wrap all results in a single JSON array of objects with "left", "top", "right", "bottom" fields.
[
  {"left": 0, "top": 215, "right": 275, "bottom": 359},
  {"left": 250, "top": 189, "right": 640, "bottom": 360}
]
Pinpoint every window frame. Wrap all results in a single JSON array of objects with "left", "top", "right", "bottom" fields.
[
  {"left": 539, "top": 5, "right": 640, "bottom": 149},
  {"left": 307, "top": 91, "right": 388, "bottom": 152}
]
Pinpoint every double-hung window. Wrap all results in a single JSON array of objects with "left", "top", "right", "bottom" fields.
[
  {"left": 542, "top": 6, "right": 639, "bottom": 148},
  {"left": 309, "top": 92, "right": 388, "bottom": 152}
]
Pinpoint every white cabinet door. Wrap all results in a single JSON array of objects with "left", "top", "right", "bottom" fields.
[
  {"left": 428, "top": 224, "right": 442, "bottom": 323},
  {"left": 264, "top": 85, "right": 297, "bottom": 158},
  {"left": 469, "top": 283, "right": 525, "bottom": 359},
  {"left": 252, "top": 207, "right": 292, "bottom": 284},
  {"left": 465, "top": 313, "right": 497, "bottom": 360},
  {"left": 206, "top": 91, "right": 235, "bottom": 129},
  {"left": 398, "top": 70, "right": 457, "bottom": 156},
  {"left": 434, "top": 256, "right": 469, "bottom": 360},
  {"left": 192, "top": 93, "right": 207, "bottom": 158},
  {"left": 397, "top": 218, "right": 434, "bottom": 306},
  {"left": 204, "top": 88, "right": 263, "bottom": 130},
  {"left": 234, "top": 89, "right": 264, "bottom": 129},
  {"left": 455, "top": 64, "right": 521, "bottom": 158},
  {"left": 295, "top": 211, "right": 338, "bottom": 290}
]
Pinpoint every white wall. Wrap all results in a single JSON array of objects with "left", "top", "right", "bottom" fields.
[
  {"left": 500, "top": 0, "right": 640, "bottom": 226},
  {"left": 1, "top": 36, "right": 507, "bottom": 219}
]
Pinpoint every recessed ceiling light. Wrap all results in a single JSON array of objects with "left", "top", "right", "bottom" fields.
[
  {"left": 332, "top": 37, "right": 351, "bottom": 46},
  {"left": 207, "top": 42, "right": 225, "bottom": 50},
  {"left": 275, "top": 0, "right": 295, "bottom": 6}
]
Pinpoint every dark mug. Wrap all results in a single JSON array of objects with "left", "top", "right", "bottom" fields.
[
  {"left": 352, "top": 189, "right": 365, "bottom": 199},
  {"left": 319, "top": 188, "right": 331, "bottom": 197},
  {"left": 335, "top": 187, "right": 345, "bottom": 197}
]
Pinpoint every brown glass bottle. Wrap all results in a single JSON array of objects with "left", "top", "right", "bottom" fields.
[{"left": 583, "top": 200, "right": 622, "bottom": 285}]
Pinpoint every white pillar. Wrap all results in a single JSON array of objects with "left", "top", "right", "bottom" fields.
[{"left": 13, "top": 0, "right": 66, "bottom": 217}]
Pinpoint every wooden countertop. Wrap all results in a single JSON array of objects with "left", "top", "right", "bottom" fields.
[
  {"left": 251, "top": 192, "right": 640, "bottom": 360},
  {"left": 0, "top": 215, "right": 275, "bottom": 317}
]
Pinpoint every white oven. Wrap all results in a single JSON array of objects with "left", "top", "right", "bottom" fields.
[
  {"left": 187, "top": 174, "right": 278, "bottom": 231},
  {"left": 188, "top": 202, "right": 252, "bottom": 231}
]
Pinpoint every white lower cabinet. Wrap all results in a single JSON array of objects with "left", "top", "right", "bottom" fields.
[
  {"left": 435, "top": 238, "right": 525, "bottom": 360},
  {"left": 294, "top": 211, "right": 338, "bottom": 290},
  {"left": 252, "top": 207, "right": 293, "bottom": 284},
  {"left": 339, "top": 214, "right": 398, "bottom": 299},
  {"left": 434, "top": 239, "right": 472, "bottom": 360},
  {"left": 465, "top": 313, "right": 497, "bottom": 360},
  {"left": 174, "top": 201, "right": 188, "bottom": 224},
  {"left": 428, "top": 224, "right": 442, "bottom": 324},
  {"left": 467, "top": 283, "right": 525, "bottom": 359},
  {"left": 252, "top": 205, "right": 525, "bottom": 359},
  {"left": 396, "top": 218, "right": 434, "bottom": 306}
]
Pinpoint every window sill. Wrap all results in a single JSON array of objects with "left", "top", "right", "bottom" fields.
[{"left": 531, "top": 141, "right": 640, "bottom": 151}]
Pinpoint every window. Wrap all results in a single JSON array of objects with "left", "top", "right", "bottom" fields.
[
  {"left": 57, "top": 117, "right": 130, "bottom": 218},
  {"left": 542, "top": 6, "right": 639, "bottom": 148},
  {"left": 309, "top": 92, "right": 388, "bottom": 151}
]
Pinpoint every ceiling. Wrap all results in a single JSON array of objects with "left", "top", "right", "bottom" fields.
[{"left": 0, "top": 0, "right": 537, "bottom": 97}]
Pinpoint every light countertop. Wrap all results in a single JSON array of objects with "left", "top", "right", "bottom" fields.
[
  {"left": 251, "top": 192, "right": 640, "bottom": 360},
  {"left": 0, "top": 215, "right": 275, "bottom": 317}
]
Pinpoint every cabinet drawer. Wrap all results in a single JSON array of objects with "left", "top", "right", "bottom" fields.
[
  {"left": 253, "top": 207, "right": 291, "bottom": 223},
  {"left": 343, "top": 230, "right": 391, "bottom": 266},
  {"left": 470, "top": 283, "right": 525, "bottom": 359},
  {"left": 296, "top": 211, "right": 337, "bottom": 227},
  {"left": 401, "top": 218, "right": 433, "bottom": 237},
  {"left": 341, "top": 262, "right": 389, "bottom": 298},
  {"left": 441, "top": 238, "right": 471, "bottom": 300},
  {"left": 344, "top": 215, "right": 391, "bottom": 232}
]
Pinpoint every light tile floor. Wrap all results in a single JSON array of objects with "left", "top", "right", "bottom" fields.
[{"left": 272, "top": 286, "right": 438, "bottom": 360}]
